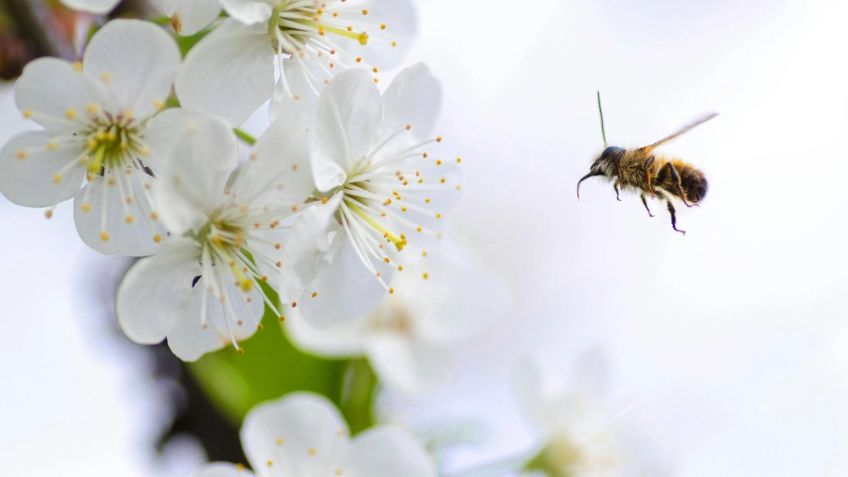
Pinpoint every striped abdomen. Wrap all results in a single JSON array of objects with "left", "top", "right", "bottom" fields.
[{"left": 654, "top": 158, "right": 708, "bottom": 203}]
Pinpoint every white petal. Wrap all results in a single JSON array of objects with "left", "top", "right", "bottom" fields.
[
  {"left": 147, "top": 109, "right": 238, "bottom": 233},
  {"left": 367, "top": 0, "right": 418, "bottom": 68},
  {"left": 346, "top": 426, "right": 435, "bottom": 477},
  {"left": 0, "top": 131, "right": 85, "bottom": 207},
  {"left": 271, "top": 56, "right": 330, "bottom": 119},
  {"left": 152, "top": 0, "right": 222, "bottom": 36},
  {"left": 241, "top": 393, "right": 349, "bottom": 475},
  {"left": 230, "top": 115, "right": 314, "bottom": 208},
  {"left": 219, "top": 0, "right": 275, "bottom": 24},
  {"left": 116, "top": 237, "right": 200, "bottom": 345},
  {"left": 365, "top": 333, "right": 452, "bottom": 395},
  {"left": 15, "top": 58, "right": 102, "bottom": 132},
  {"left": 285, "top": 306, "right": 367, "bottom": 358},
  {"left": 382, "top": 63, "right": 442, "bottom": 140},
  {"left": 83, "top": 20, "right": 181, "bottom": 119},
  {"left": 312, "top": 70, "right": 382, "bottom": 192},
  {"left": 176, "top": 19, "right": 275, "bottom": 126},
  {"left": 73, "top": 173, "right": 164, "bottom": 256},
  {"left": 275, "top": 196, "right": 340, "bottom": 306},
  {"left": 167, "top": 277, "right": 263, "bottom": 361},
  {"left": 412, "top": 242, "right": 509, "bottom": 344},
  {"left": 59, "top": 0, "right": 120, "bottom": 14},
  {"left": 193, "top": 463, "right": 255, "bottom": 477},
  {"left": 295, "top": 234, "right": 390, "bottom": 326}
]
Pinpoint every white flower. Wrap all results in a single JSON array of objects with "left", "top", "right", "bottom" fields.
[
  {"left": 286, "top": 242, "right": 508, "bottom": 395},
  {"left": 116, "top": 111, "right": 319, "bottom": 361},
  {"left": 193, "top": 393, "right": 436, "bottom": 477},
  {"left": 0, "top": 20, "right": 181, "bottom": 256},
  {"left": 283, "top": 63, "right": 462, "bottom": 326},
  {"left": 176, "top": 0, "right": 417, "bottom": 126},
  {"left": 59, "top": 0, "right": 120, "bottom": 14},
  {"left": 151, "top": 0, "right": 223, "bottom": 36},
  {"left": 514, "top": 356, "right": 667, "bottom": 477}
]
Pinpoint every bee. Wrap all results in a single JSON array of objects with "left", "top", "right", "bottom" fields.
[{"left": 577, "top": 93, "right": 716, "bottom": 235}]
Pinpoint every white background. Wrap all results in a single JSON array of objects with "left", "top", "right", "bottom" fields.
[{"left": 3, "top": 0, "right": 848, "bottom": 475}]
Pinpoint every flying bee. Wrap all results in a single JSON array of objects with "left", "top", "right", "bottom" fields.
[{"left": 577, "top": 92, "right": 716, "bottom": 235}]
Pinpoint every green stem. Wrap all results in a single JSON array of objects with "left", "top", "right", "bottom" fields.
[
  {"left": 234, "top": 128, "right": 257, "bottom": 146},
  {"left": 339, "top": 358, "right": 378, "bottom": 435}
]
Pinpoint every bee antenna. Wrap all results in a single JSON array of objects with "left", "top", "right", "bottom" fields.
[{"left": 597, "top": 91, "right": 608, "bottom": 148}]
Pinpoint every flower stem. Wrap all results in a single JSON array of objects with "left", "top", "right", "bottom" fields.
[
  {"left": 234, "top": 128, "right": 257, "bottom": 147},
  {"left": 338, "top": 358, "right": 378, "bottom": 435}
]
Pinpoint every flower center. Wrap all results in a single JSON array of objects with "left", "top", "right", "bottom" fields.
[
  {"left": 81, "top": 112, "right": 147, "bottom": 177},
  {"left": 196, "top": 213, "right": 254, "bottom": 293},
  {"left": 269, "top": 1, "right": 370, "bottom": 56}
]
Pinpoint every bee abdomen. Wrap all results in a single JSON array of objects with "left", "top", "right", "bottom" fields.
[
  {"left": 655, "top": 160, "right": 708, "bottom": 203},
  {"left": 681, "top": 166, "right": 708, "bottom": 202}
]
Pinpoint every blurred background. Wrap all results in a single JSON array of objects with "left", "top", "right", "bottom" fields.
[{"left": 3, "top": 0, "right": 848, "bottom": 475}]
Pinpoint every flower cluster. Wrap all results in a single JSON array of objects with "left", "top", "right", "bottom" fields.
[{"left": 2, "top": 1, "right": 666, "bottom": 476}]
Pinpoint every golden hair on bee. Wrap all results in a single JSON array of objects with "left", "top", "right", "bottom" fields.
[{"left": 577, "top": 92, "right": 716, "bottom": 235}]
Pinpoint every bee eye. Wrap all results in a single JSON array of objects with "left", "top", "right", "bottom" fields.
[{"left": 601, "top": 146, "right": 623, "bottom": 159}]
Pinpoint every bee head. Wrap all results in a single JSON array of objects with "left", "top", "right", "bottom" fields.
[{"left": 577, "top": 146, "right": 624, "bottom": 199}]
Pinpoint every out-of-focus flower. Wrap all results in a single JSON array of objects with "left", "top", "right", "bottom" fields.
[
  {"left": 176, "top": 0, "right": 416, "bottom": 126},
  {"left": 286, "top": 242, "right": 508, "bottom": 395},
  {"left": 58, "top": 0, "right": 119, "bottom": 15},
  {"left": 193, "top": 393, "right": 436, "bottom": 477},
  {"left": 151, "top": 0, "right": 222, "bottom": 36},
  {"left": 280, "top": 64, "right": 462, "bottom": 326},
  {"left": 116, "top": 111, "right": 320, "bottom": 361},
  {"left": 514, "top": 356, "right": 667, "bottom": 477},
  {"left": 0, "top": 20, "right": 180, "bottom": 256}
]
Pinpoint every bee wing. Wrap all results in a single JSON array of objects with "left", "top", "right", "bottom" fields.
[{"left": 639, "top": 112, "right": 718, "bottom": 153}]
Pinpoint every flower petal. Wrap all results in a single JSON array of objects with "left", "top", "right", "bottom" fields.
[
  {"left": 176, "top": 19, "right": 275, "bottom": 126},
  {"left": 381, "top": 63, "right": 442, "bottom": 140},
  {"left": 166, "top": 277, "right": 263, "bottom": 361},
  {"left": 73, "top": 173, "right": 165, "bottom": 256},
  {"left": 147, "top": 109, "right": 239, "bottom": 233},
  {"left": 152, "top": 0, "right": 222, "bottom": 36},
  {"left": 59, "top": 0, "right": 120, "bottom": 14},
  {"left": 230, "top": 115, "right": 314, "bottom": 208},
  {"left": 275, "top": 196, "right": 340, "bottom": 306},
  {"left": 346, "top": 426, "right": 435, "bottom": 477},
  {"left": 116, "top": 237, "right": 200, "bottom": 345},
  {"left": 83, "top": 20, "right": 181, "bottom": 119},
  {"left": 312, "top": 69, "right": 382, "bottom": 191},
  {"left": 285, "top": 306, "right": 367, "bottom": 358},
  {"left": 365, "top": 333, "right": 452, "bottom": 395},
  {"left": 336, "top": 0, "right": 418, "bottom": 70},
  {"left": 193, "top": 463, "right": 255, "bottom": 477},
  {"left": 241, "top": 393, "right": 349, "bottom": 475},
  {"left": 0, "top": 131, "right": 85, "bottom": 207},
  {"left": 218, "top": 0, "right": 275, "bottom": 24},
  {"left": 15, "top": 57, "right": 102, "bottom": 132},
  {"left": 295, "top": 233, "right": 390, "bottom": 326}
]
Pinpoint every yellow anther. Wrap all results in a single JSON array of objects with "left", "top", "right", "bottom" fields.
[
  {"left": 358, "top": 32, "right": 369, "bottom": 45},
  {"left": 86, "top": 103, "right": 98, "bottom": 115},
  {"left": 153, "top": 234, "right": 162, "bottom": 243},
  {"left": 47, "top": 142, "right": 58, "bottom": 151},
  {"left": 16, "top": 149, "right": 26, "bottom": 160},
  {"left": 125, "top": 214, "right": 135, "bottom": 224},
  {"left": 99, "top": 71, "right": 112, "bottom": 83},
  {"left": 100, "top": 231, "right": 110, "bottom": 242},
  {"left": 153, "top": 99, "right": 164, "bottom": 110},
  {"left": 308, "top": 448, "right": 317, "bottom": 457},
  {"left": 72, "top": 61, "right": 82, "bottom": 72},
  {"left": 240, "top": 279, "right": 253, "bottom": 292},
  {"left": 44, "top": 209, "right": 54, "bottom": 219},
  {"left": 22, "top": 109, "right": 33, "bottom": 119},
  {"left": 81, "top": 202, "right": 92, "bottom": 213},
  {"left": 52, "top": 174, "right": 62, "bottom": 184},
  {"left": 65, "top": 108, "right": 77, "bottom": 119}
]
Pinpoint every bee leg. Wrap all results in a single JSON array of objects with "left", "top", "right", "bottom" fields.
[
  {"left": 640, "top": 193, "right": 655, "bottom": 217},
  {"left": 645, "top": 156, "right": 656, "bottom": 196},
  {"left": 666, "top": 199, "right": 686, "bottom": 235},
  {"left": 667, "top": 162, "right": 695, "bottom": 208},
  {"left": 614, "top": 180, "right": 622, "bottom": 201}
]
